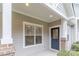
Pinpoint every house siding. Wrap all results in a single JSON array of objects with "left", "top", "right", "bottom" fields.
[
  {"left": 48, "top": 20, "right": 62, "bottom": 50},
  {"left": 12, "top": 12, "right": 49, "bottom": 56},
  {"left": 0, "top": 13, "right": 2, "bottom": 40},
  {"left": 0, "top": 12, "right": 61, "bottom": 55},
  {"left": 48, "top": 20, "right": 61, "bottom": 27}
]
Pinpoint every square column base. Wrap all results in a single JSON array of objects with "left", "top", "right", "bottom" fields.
[
  {"left": 0, "top": 44, "right": 16, "bottom": 56},
  {"left": 61, "top": 38, "right": 66, "bottom": 50}
]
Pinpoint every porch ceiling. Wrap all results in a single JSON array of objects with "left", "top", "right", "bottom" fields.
[{"left": 12, "top": 3, "right": 61, "bottom": 23}]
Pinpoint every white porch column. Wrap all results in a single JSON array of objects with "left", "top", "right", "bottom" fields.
[
  {"left": 61, "top": 19, "right": 67, "bottom": 39},
  {"left": 1, "top": 3, "right": 13, "bottom": 44},
  {"left": 75, "top": 18, "right": 78, "bottom": 42},
  {"left": 61, "top": 19, "right": 67, "bottom": 50}
]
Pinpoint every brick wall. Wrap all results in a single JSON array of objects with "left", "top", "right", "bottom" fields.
[
  {"left": 61, "top": 38, "right": 66, "bottom": 50},
  {"left": 0, "top": 44, "right": 16, "bottom": 56}
]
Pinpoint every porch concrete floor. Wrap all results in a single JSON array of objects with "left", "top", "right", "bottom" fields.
[{"left": 30, "top": 50, "right": 57, "bottom": 56}]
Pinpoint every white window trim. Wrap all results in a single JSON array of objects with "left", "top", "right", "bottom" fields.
[{"left": 23, "top": 22, "right": 43, "bottom": 48}]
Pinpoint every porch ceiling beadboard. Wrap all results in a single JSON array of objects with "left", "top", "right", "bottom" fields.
[{"left": 12, "top": 3, "right": 61, "bottom": 23}]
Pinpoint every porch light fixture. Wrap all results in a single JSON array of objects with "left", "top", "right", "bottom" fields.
[{"left": 26, "top": 3, "right": 29, "bottom": 6}]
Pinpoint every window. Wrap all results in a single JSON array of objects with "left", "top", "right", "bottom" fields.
[
  {"left": 53, "top": 29, "right": 58, "bottom": 39},
  {"left": 23, "top": 22, "right": 43, "bottom": 47}
]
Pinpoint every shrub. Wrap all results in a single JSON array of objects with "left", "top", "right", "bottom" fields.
[
  {"left": 57, "top": 42, "right": 79, "bottom": 56},
  {"left": 71, "top": 42, "right": 79, "bottom": 51},
  {"left": 57, "top": 50, "right": 79, "bottom": 56},
  {"left": 75, "top": 41, "right": 79, "bottom": 44},
  {"left": 69, "top": 51, "right": 79, "bottom": 56},
  {"left": 57, "top": 50, "right": 70, "bottom": 56}
]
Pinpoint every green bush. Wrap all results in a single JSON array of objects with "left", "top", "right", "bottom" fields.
[
  {"left": 75, "top": 41, "right": 79, "bottom": 44},
  {"left": 57, "top": 50, "right": 79, "bottom": 56},
  {"left": 57, "top": 42, "right": 79, "bottom": 56},
  {"left": 69, "top": 51, "right": 79, "bottom": 56},
  {"left": 57, "top": 50, "right": 70, "bottom": 56},
  {"left": 71, "top": 42, "right": 79, "bottom": 51}
]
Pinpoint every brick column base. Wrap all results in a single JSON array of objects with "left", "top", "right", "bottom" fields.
[
  {"left": 61, "top": 38, "right": 66, "bottom": 50},
  {"left": 0, "top": 44, "right": 16, "bottom": 56}
]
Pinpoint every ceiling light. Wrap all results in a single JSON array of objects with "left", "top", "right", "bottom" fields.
[
  {"left": 26, "top": 3, "right": 29, "bottom": 6},
  {"left": 49, "top": 15, "right": 53, "bottom": 17}
]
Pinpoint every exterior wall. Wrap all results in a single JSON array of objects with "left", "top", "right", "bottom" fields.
[
  {"left": 48, "top": 20, "right": 62, "bottom": 50},
  {"left": 49, "top": 19, "right": 69, "bottom": 50},
  {"left": 0, "top": 12, "right": 2, "bottom": 40},
  {"left": 12, "top": 12, "right": 49, "bottom": 56},
  {"left": 0, "top": 12, "right": 62, "bottom": 55},
  {"left": 0, "top": 11, "right": 74, "bottom": 55},
  {"left": 48, "top": 20, "right": 61, "bottom": 27}
]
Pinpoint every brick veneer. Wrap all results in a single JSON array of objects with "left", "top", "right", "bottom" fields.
[
  {"left": 61, "top": 38, "right": 66, "bottom": 50},
  {"left": 0, "top": 44, "right": 16, "bottom": 56}
]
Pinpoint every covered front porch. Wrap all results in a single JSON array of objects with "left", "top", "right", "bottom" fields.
[{"left": 0, "top": 3, "right": 73, "bottom": 56}]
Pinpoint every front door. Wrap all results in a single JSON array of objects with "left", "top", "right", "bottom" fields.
[{"left": 51, "top": 27, "right": 59, "bottom": 50}]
